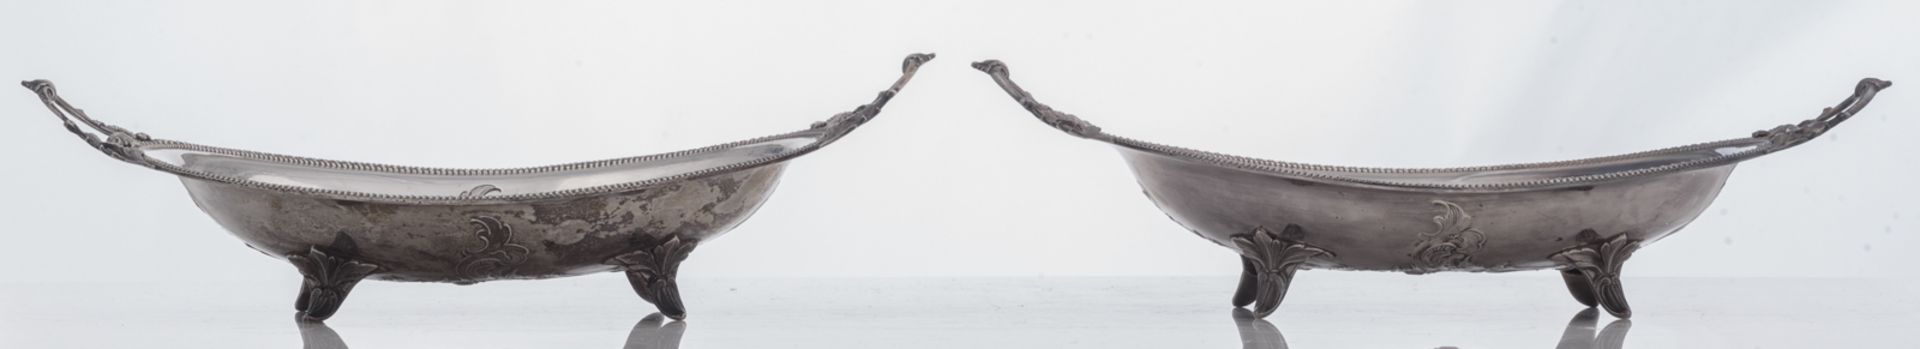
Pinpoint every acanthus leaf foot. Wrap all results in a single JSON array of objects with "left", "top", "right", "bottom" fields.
[
  {"left": 607, "top": 236, "right": 698, "bottom": 320},
  {"left": 287, "top": 245, "right": 379, "bottom": 321},
  {"left": 1230, "top": 224, "right": 1332, "bottom": 318},
  {"left": 1551, "top": 230, "right": 1641, "bottom": 319}
]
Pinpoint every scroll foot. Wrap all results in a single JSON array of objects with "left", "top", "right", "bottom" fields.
[
  {"left": 1230, "top": 225, "right": 1332, "bottom": 318},
  {"left": 1560, "top": 269, "right": 1599, "bottom": 307},
  {"left": 1551, "top": 230, "right": 1641, "bottom": 318},
  {"left": 608, "top": 236, "right": 698, "bottom": 320},
  {"left": 1231, "top": 257, "right": 1258, "bottom": 307},
  {"left": 288, "top": 247, "right": 379, "bottom": 321}
]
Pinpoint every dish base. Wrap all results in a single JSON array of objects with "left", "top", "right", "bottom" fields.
[
  {"left": 1224, "top": 226, "right": 1647, "bottom": 319},
  {"left": 283, "top": 231, "right": 702, "bottom": 321}
]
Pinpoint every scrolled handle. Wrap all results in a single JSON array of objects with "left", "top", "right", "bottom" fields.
[
  {"left": 809, "top": 53, "right": 936, "bottom": 141},
  {"left": 971, "top": 59, "right": 1105, "bottom": 139},
  {"left": 1751, "top": 78, "right": 1891, "bottom": 150},
  {"left": 21, "top": 80, "right": 152, "bottom": 164}
]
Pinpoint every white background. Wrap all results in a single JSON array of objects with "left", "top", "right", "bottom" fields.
[{"left": 2, "top": 0, "right": 1917, "bottom": 284}]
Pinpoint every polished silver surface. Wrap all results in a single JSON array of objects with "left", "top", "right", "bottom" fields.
[
  {"left": 973, "top": 59, "right": 1891, "bottom": 319},
  {"left": 20, "top": 53, "right": 935, "bottom": 321}
]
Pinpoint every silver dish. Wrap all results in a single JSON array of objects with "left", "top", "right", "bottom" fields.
[
  {"left": 23, "top": 53, "right": 934, "bottom": 321},
  {"left": 973, "top": 59, "right": 1889, "bottom": 319}
]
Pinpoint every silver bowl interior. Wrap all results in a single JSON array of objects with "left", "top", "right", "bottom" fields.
[
  {"left": 976, "top": 59, "right": 1886, "bottom": 192},
  {"left": 22, "top": 53, "right": 937, "bottom": 206},
  {"left": 139, "top": 134, "right": 819, "bottom": 198}
]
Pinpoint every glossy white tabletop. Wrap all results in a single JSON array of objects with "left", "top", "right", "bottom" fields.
[{"left": 2, "top": 274, "right": 1914, "bottom": 348}]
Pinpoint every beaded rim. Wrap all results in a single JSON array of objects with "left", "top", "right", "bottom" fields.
[{"left": 1102, "top": 135, "right": 1766, "bottom": 192}]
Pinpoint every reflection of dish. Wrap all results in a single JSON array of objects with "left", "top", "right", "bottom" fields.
[
  {"left": 1554, "top": 309, "right": 1632, "bottom": 349},
  {"left": 294, "top": 312, "right": 689, "bottom": 349},
  {"left": 976, "top": 59, "right": 1891, "bottom": 319},
  {"left": 1229, "top": 308, "right": 1630, "bottom": 349},
  {"left": 1232, "top": 308, "right": 1289, "bottom": 349},
  {"left": 294, "top": 315, "right": 349, "bottom": 349},
  {"left": 623, "top": 313, "right": 689, "bottom": 349}
]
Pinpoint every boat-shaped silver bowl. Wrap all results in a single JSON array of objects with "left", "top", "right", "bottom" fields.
[
  {"left": 22, "top": 53, "right": 934, "bottom": 321},
  {"left": 973, "top": 59, "right": 1889, "bottom": 319}
]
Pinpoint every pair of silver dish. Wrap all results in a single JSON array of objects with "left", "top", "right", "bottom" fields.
[{"left": 23, "top": 53, "right": 1890, "bottom": 321}]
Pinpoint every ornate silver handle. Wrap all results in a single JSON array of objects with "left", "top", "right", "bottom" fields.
[
  {"left": 970, "top": 60, "right": 1107, "bottom": 139},
  {"left": 810, "top": 53, "right": 937, "bottom": 142},
  {"left": 20, "top": 80, "right": 152, "bottom": 164},
  {"left": 1750, "top": 78, "right": 1892, "bottom": 152}
]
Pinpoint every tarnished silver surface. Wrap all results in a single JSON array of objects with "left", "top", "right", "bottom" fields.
[
  {"left": 23, "top": 53, "right": 935, "bottom": 321},
  {"left": 973, "top": 59, "right": 1890, "bottom": 319}
]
